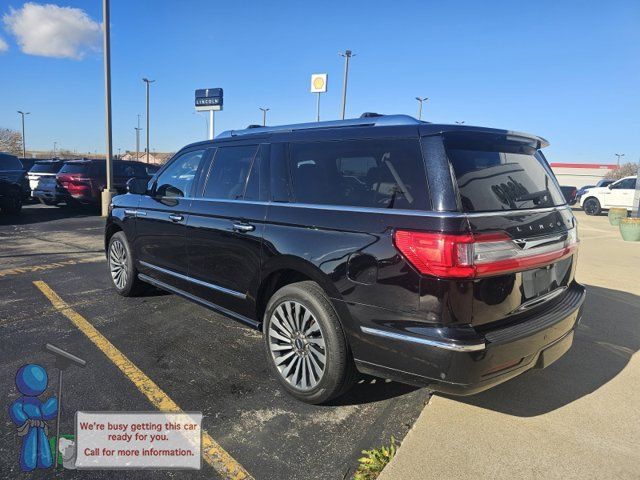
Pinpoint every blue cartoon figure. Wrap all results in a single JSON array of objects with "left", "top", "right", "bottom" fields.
[{"left": 10, "top": 364, "right": 58, "bottom": 471}]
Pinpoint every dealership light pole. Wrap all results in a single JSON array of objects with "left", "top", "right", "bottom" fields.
[
  {"left": 143, "top": 78, "right": 155, "bottom": 163},
  {"left": 135, "top": 114, "right": 142, "bottom": 161},
  {"left": 101, "top": 0, "right": 116, "bottom": 216},
  {"left": 615, "top": 153, "right": 625, "bottom": 167},
  {"left": 339, "top": 50, "right": 355, "bottom": 120},
  {"left": 17, "top": 111, "right": 29, "bottom": 159},
  {"left": 415, "top": 97, "right": 428, "bottom": 120},
  {"left": 259, "top": 107, "right": 269, "bottom": 127}
]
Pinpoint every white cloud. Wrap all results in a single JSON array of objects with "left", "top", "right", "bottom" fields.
[
  {"left": 3, "top": 3, "right": 101, "bottom": 60},
  {"left": 0, "top": 36, "right": 8, "bottom": 53}
]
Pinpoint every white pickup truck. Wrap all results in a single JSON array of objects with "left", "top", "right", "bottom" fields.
[{"left": 580, "top": 175, "right": 637, "bottom": 215}]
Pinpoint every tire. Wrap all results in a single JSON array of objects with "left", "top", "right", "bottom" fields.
[
  {"left": 583, "top": 197, "right": 601, "bottom": 216},
  {"left": 40, "top": 198, "right": 58, "bottom": 206},
  {"left": 107, "top": 231, "right": 144, "bottom": 296},
  {"left": 263, "top": 281, "right": 356, "bottom": 404},
  {"left": 1, "top": 192, "right": 22, "bottom": 214}
]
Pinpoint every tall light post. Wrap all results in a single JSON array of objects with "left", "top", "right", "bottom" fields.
[
  {"left": 259, "top": 107, "right": 270, "bottom": 127},
  {"left": 143, "top": 78, "right": 155, "bottom": 163},
  {"left": 415, "top": 97, "right": 428, "bottom": 120},
  {"left": 455, "top": 121, "right": 465, "bottom": 124},
  {"left": 17, "top": 111, "right": 30, "bottom": 159},
  {"left": 53, "top": 141, "right": 57, "bottom": 157},
  {"left": 615, "top": 153, "right": 625, "bottom": 167},
  {"left": 101, "top": 0, "right": 115, "bottom": 217},
  {"left": 339, "top": 50, "right": 355, "bottom": 120},
  {"left": 135, "top": 114, "right": 142, "bottom": 161}
]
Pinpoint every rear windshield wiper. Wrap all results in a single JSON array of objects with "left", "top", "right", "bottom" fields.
[{"left": 514, "top": 189, "right": 550, "bottom": 203}]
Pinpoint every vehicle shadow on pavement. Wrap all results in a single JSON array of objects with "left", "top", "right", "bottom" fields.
[
  {"left": 329, "top": 375, "right": 420, "bottom": 406},
  {"left": 0, "top": 204, "right": 99, "bottom": 226},
  {"left": 445, "top": 284, "right": 639, "bottom": 417}
]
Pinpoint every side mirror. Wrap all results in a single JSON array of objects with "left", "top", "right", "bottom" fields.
[
  {"left": 127, "top": 177, "right": 148, "bottom": 195},
  {"left": 607, "top": 184, "right": 613, "bottom": 190}
]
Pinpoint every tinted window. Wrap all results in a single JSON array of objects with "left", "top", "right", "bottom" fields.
[
  {"left": 203, "top": 145, "right": 258, "bottom": 199},
  {"left": 288, "top": 139, "right": 428, "bottom": 209},
  {"left": 444, "top": 133, "right": 565, "bottom": 212},
  {"left": 243, "top": 150, "right": 261, "bottom": 201},
  {"left": 59, "top": 163, "right": 90, "bottom": 174},
  {"left": 30, "top": 162, "right": 63, "bottom": 174},
  {"left": 0, "top": 154, "right": 24, "bottom": 170},
  {"left": 113, "top": 162, "right": 147, "bottom": 178},
  {"left": 612, "top": 178, "right": 636, "bottom": 190},
  {"left": 155, "top": 150, "right": 205, "bottom": 198}
]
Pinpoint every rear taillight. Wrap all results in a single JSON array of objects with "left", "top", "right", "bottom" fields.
[{"left": 394, "top": 229, "right": 579, "bottom": 279}]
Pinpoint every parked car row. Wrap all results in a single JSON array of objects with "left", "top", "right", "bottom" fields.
[{"left": 0, "top": 153, "right": 162, "bottom": 214}]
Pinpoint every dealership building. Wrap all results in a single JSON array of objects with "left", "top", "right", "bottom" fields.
[{"left": 549, "top": 163, "right": 617, "bottom": 188}]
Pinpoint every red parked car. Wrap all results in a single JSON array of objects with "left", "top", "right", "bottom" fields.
[{"left": 57, "top": 159, "right": 151, "bottom": 206}]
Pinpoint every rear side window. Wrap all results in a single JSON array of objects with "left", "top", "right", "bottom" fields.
[
  {"left": 288, "top": 138, "right": 428, "bottom": 210},
  {"left": 444, "top": 133, "right": 565, "bottom": 212},
  {"left": 59, "top": 163, "right": 90, "bottom": 174},
  {"left": 611, "top": 178, "right": 636, "bottom": 190},
  {"left": 30, "top": 162, "right": 62, "bottom": 174},
  {"left": 203, "top": 145, "right": 258, "bottom": 199},
  {"left": 0, "top": 154, "right": 24, "bottom": 170}
]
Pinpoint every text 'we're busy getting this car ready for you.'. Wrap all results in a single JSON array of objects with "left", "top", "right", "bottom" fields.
[{"left": 105, "top": 114, "right": 585, "bottom": 404}]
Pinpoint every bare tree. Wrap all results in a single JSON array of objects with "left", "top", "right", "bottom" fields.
[
  {"left": 0, "top": 128, "right": 23, "bottom": 156},
  {"left": 610, "top": 162, "right": 639, "bottom": 180}
]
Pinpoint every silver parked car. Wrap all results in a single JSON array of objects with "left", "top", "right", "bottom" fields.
[{"left": 28, "top": 160, "right": 64, "bottom": 205}]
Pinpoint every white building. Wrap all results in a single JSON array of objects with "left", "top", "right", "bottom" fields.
[{"left": 550, "top": 163, "right": 617, "bottom": 188}]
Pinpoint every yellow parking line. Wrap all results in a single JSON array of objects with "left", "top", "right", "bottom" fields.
[
  {"left": 0, "top": 256, "right": 103, "bottom": 278},
  {"left": 33, "top": 280, "right": 253, "bottom": 480}
]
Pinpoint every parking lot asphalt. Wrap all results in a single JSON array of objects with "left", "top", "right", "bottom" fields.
[{"left": 0, "top": 204, "right": 430, "bottom": 479}]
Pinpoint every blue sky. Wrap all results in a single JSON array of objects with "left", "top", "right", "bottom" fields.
[{"left": 0, "top": 0, "right": 638, "bottom": 163}]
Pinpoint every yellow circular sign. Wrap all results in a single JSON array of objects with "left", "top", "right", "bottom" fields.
[{"left": 313, "top": 77, "right": 325, "bottom": 89}]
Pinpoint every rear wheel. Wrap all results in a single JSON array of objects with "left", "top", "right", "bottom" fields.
[
  {"left": 1, "top": 192, "right": 22, "bottom": 214},
  {"left": 263, "top": 281, "right": 355, "bottom": 404},
  {"left": 583, "top": 197, "right": 601, "bottom": 216},
  {"left": 107, "top": 231, "right": 143, "bottom": 296}
]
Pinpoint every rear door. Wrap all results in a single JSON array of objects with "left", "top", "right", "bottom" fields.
[
  {"left": 606, "top": 177, "right": 636, "bottom": 208},
  {"left": 134, "top": 148, "right": 208, "bottom": 292},
  {"left": 185, "top": 143, "right": 269, "bottom": 323},
  {"left": 437, "top": 131, "right": 578, "bottom": 326}
]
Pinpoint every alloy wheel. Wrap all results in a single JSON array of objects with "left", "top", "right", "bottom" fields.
[
  {"left": 267, "top": 300, "right": 326, "bottom": 391},
  {"left": 109, "top": 240, "right": 128, "bottom": 289}
]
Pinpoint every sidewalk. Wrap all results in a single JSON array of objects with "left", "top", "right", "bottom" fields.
[{"left": 380, "top": 211, "right": 640, "bottom": 479}]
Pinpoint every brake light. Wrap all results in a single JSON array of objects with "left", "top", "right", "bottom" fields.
[{"left": 394, "top": 229, "right": 579, "bottom": 279}]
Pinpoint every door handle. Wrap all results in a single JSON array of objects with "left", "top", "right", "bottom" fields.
[
  {"left": 169, "top": 214, "right": 184, "bottom": 222},
  {"left": 233, "top": 223, "right": 255, "bottom": 233}
]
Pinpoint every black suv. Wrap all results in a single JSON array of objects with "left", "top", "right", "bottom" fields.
[
  {"left": 0, "top": 153, "right": 30, "bottom": 214},
  {"left": 106, "top": 115, "right": 585, "bottom": 403}
]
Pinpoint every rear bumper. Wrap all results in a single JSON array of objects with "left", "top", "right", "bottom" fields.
[{"left": 351, "top": 282, "right": 586, "bottom": 395}]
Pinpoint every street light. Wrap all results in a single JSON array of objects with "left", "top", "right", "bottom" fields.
[
  {"left": 135, "top": 114, "right": 142, "bottom": 161},
  {"left": 17, "top": 111, "right": 30, "bottom": 159},
  {"left": 415, "top": 97, "right": 428, "bottom": 121},
  {"left": 339, "top": 50, "right": 355, "bottom": 120},
  {"left": 259, "top": 107, "right": 270, "bottom": 127},
  {"left": 142, "top": 77, "right": 155, "bottom": 164},
  {"left": 615, "top": 153, "right": 625, "bottom": 167},
  {"left": 101, "top": 0, "right": 115, "bottom": 217},
  {"left": 455, "top": 121, "right": 465, "bottom": 124},
  {"left": 53, "top": 141, "right": 57, "bottom": 157}
]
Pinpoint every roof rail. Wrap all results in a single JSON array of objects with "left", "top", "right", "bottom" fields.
[{"left": 216, "top": 114, "right": 422, "bottom": 139}]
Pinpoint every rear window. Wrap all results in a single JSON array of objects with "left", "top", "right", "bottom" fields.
[
  {"left": 0, "top": 154, "right": 23, "bottom": 170},
  {"left": 444, "top": 133, "right": 565, "bottom": 212},
  {"left": 30, "top": 162, "right": 62, "bottom": 174},
  {"left": 288, "top": 138, "right": 429, "bottom": 210},
  {"left": 59, "top": 162, "right": 90, "bottom": 174}
]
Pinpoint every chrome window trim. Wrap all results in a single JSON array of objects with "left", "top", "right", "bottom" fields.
[
  {"left": 176, "top": 196, "right": 571, "bottom": 218},
  {"left": 139, "top": 261, "right": 246, "bottom": 299},
  {"left": 360, "top": 326, "right": 485, "bottom": 352},
  {"left": 515, "top": 286, "right": 568, "bottom": 313}
]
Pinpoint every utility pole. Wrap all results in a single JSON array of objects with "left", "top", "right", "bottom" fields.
[
  {"left": 259, "top": 107, "right": 270, "bottom": 127},
  {"left": 101, "top": 0, "right": 115, "bottom": 217},
  {"left": 143, "top": 78, "right": 155, "bottom": 163},
  {"left": 17, "top": 111, "right": 29, "bottom": 159},
  {"left": 415, "top": 97, "right": 428, "bottom": 120},
  {"left": 615, "top": 153, "right": 625, "bottom": 167},
  {"left": 339, "top": 50, "right": 355, "bottom": 120},
  {"left": 53, "top": 141, "right": 57, "bottom": 157},
  {"left": 135, "top": 114, "right": 141, "bottom": 161}
]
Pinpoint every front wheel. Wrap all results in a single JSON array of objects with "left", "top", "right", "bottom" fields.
[
  {"left": 107, "top": 231, "right": 144, "bottom": 296},
  {"left": 263, "top": 281, "right": 355, "bottom": 404},
  {"left": 583, "top": 198, "right": 601, "bottom": 216}
]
